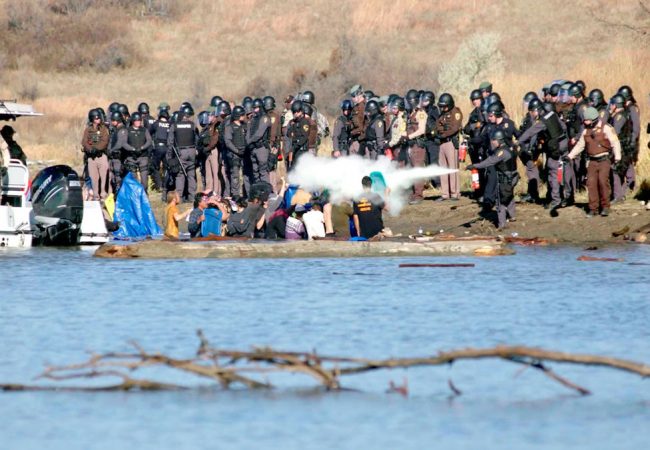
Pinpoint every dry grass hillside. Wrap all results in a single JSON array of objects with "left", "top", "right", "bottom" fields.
[{"left": 0, "top": 0, "right": 648, "bottom": 178}]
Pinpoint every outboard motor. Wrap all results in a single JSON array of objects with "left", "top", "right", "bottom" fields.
[{"left": 31, "top": 165, "right": 83, "bottom": 245}]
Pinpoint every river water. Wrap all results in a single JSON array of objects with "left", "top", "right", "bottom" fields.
[{"left": 1, "top": 244, "right": 650, "bottom": 449}]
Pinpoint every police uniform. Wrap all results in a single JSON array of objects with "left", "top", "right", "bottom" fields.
[
  {"left": 517, "top": 111, "right": 542, "bottom": 202},
  {"left": 610, "top": 108, "right": 634, "bottom": 201},
  {"left": 388, "top": 111, "right": 407, "bottom": 163},
  {"left": 167, "top": 118, "right": 198, "bottom": 200},
  {"left": 405, "top": 107, "right": 428, "bottom": 201},
  {"left": 463, "top": 106, "right": 486, "bottom": 198},
  {"left": 517, "top": 110, "right": 568, "bottom": 208},
  {"left": 287, "top": 116, "right": 311, "bottom": 170},
  {"left": 435, "top": 106, "right": 463, "bottom": 200},
  {"left": 246, "top": 111, "right": 271, "bottom": 186},
  {"left": 108, "top": 123, "right": 125, "bottom": 194},
  {"left": 364, "top": 113, "right": 385, "bottom": 160},
  {"left": 479, "top": 117, "right": 517, "bottom": 208},
  {"left": 218, "top": 115, "right": 232, "bottom": 196},
  {"left": 81, "top": 123, "right": 110, "bottom": 200},
  {"left": 122, "top": 124, "right": 152, "bottom": 191},
  {"left": 349, "top": 99, "right": 366, "bottom": 155},
  {"left": 149, "top": 118, "right": 171, "bottom": 192},
  {"left": 202, "top": 120, "right": 221, "bottom": 196},
  {"left": 568, "top": 120, "right": 621, "bottom": 215},
  {"left": 470, "top": 144, "right": 518, "bottom": 229},
  {"left": 266, "top": 109, "right": 282, "bottom": 190},
  {"left": 332, "top": 114, "right": 352, "bottom": 157},
  {"left": 626, "top": 102, "right": 641, "bottom": 192},
  {"left": 224, "top": 119, "right": 247, "bottom": 198}
]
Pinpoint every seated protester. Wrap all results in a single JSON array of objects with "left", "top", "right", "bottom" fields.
[
  {"left": 164, "top": 191, "right": 192, "bottom": 239},
  {"left": 201, "top": 194, "right": 230, "bottom": 237},
  {"left": 226, "top": 196, "right": 266, "bottom": 237},
  {"left": 265, "top": 177, "right": 287, "bottom": 223},
  {"left": 188, "top": 193, "right": 209, "bottom": 238},
  {"left": 285, "top": 204, "right": 307, "bottom": 240},
  {"left": 266, "top": 207, "right": 289, "bottom": 239},
  {"left": 302, "top": 202, "right": 325, "bottom": 240},
  {"left": 353, "top": 176, "right": 385, "bottom": 239},
  {"left": 328, "top": 201, "right": 354, "bottom": 238}
]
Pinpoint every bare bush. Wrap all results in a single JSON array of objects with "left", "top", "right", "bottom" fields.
[
  {"left": 438, "top": 32, "right": 505, "bottom": 97},
  {"left": 189, "top": 78, "right": 208, "bottom": 108},
  {"left": 18, "top": 77, "right": 40, "bottom": 102}
]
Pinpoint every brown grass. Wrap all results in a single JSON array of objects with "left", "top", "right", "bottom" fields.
[{"left": 0, "top": 0, "right": 647, "bottom": 185}]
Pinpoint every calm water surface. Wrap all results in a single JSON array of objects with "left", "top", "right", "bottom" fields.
[{"left": 1, "top": 244, "right": 650, "bottom": 449}]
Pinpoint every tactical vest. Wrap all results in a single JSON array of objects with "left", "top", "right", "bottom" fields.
[
  {"left": 337, "top": 115, "right": 350, "bottom": 149},
  {"left": 174, "top": 121, "right": 195, "bottom": 147},
  {"left": 218, "top": 117, "right": 230, "bottom": 145},
  {"left": 495, "top": 146, "right": 517, "bottom": 174},
  {"left": 249, "top": 113, "right": 270, "bottom": 147},
  {"left": 127, "top": 126, "right": 146, "bottom": 150},
  {"left": 365, "top": 116, "right": 381, "bottom": 142},
  {"left": 425, "top": 106, "right": 439, "bottom": 138},
  {"left": 613, "top": 111, "right": 632, "bottom": 151},
  {"left": 407, "top": 111, "right": 420, "bottom": 134},
  {"left": 153, "top": 120, "right": 170, "bottom": 143},
  {"left": 268, "top": 110, "right": 281, "bottom": 145},
  {"left": 109, "top": 125, "right": 123, "bottom": 156},
  {"left": 584, "top": 126, "right": 613, "bottom": 157},
  {"left": 231, "top": 123, "right": 246, "bottom": 151}
]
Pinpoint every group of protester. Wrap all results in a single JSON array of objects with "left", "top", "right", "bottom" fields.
[{"left": 79, "top": 79, "right": 646, "bottom": 237}]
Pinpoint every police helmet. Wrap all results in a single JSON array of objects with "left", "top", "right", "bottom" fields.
[
  {"left": 158, "top": 109, "right": 170, "bottom": 120},
  {"left": 405, "top": 89, "right": 419, "bottom": 105},
  {"left": 217, "top": 101, "right": 231, "bottom": 116},
  {"left": 110, "top": 111, "right": 123, "bottom": 123},
  {"left": 617, "top": 85, "right": 633, "bottom": 101},
  {"left": 575, "top": 80, "right": 586, "bottom": 93},
  {"left": 96, "top": 107, "right": 106, "bottom": 121},
  {"left": 486, "top": 92, "right": 501, "bottom": 105},
  {"left": 291, "top": 100, "right": 304, "bottom": 114},
  {"left": 210, "top": 95, "right": 223, "bottom": 107},
  {"left": 138, "top": 102, "right": 150, "bottom": 114},
  {"left": 588, "top": 89, "right": 605, "bottom": 106},
  {"left": 528, "top": 98, "right": 544, "bottom": 112},
  {"left": 420, "top": 91, "right": 435, "bottom": 107},
  {"left": 542, "top": 102, "right": 555, "bottom": 113},
  {"left": 437, "top": 93, "right": 455, "bottom": 110},
  {"left": 478, "top": 81, "right": 493, "bottom": 93},
  {"left": 131, "top": 112, "right": 142, "bottom": 122},
  {"left": 108, "top": 102, "right": 120, "bottom": 113},
  {"left": 549, "top": 84, "right": 561, "bottom": 97},
  {"left": 252, "top": 98, "right": 264, "bottom": 110},
  {"left": 198, "top": 110, "right": 210, "bottom": 127},
  {"left": 387, "top": 93, "right": 399, "bottom": 105},
  {"left": 171, "top": 110, "right": 180, "bottom": 124},
  {"left": 181, "top": 105, "right": 194, "bottom": 117},
  {"left": 241, "top": 96, "right": 253, "bottom": 106},
  {"left": 390, "top": 96, "right": 406, "bottom": 111},
  {"left": 490, "top": 129, "right": 506, "bottom": 143},
  {"left": 244, "top": 102, "right": 254, "bottom": 116},
  {"left": 523, "top": 91, "right": 538, "bottom": 103},
  {"left": 340, "top": 99, "right": 353, "bottom": 112},
  {"left": 365, "top": 100, "right": 379, "bottom": 117},
  {"left": 302, "top": 90, "right": 315, "bottom": 104},
  {"left": 487, "top": 101, "right": 504, "bottom": 117},
  {"left": 263, "top": 96, "right": 276, "bottom": 112},
  {"left": 88, "top": 108, "right": 102, "bottom": 123},
  {"left": 302, "top": 103, "right": 314, "bottom": 117},
  {"left": 470, "top": 89, "right": 482, "bottom": 101},
  {"left": 609, "top": 94, "right": 626, "bottom": 109},
  {"left": 363, "top": 90, "right": 375, "bottom": 102},
  {"left": 118, "top": 104, "right": 130, "bottom": 117},
  {"left": 158, "top": 102, "right": 170, "bottom": 111},
  {"left": 232, "top": 105, "right": 245, "bottom": 121},
  {"left": 568, "top": 83, "right": 583, "bottom": 98}
]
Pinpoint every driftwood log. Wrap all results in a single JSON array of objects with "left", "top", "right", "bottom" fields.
[{"left": 2, "top": 330, "right": 649, "bottom": 396}]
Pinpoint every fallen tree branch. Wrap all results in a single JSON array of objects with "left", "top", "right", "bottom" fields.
[{"left": 2, "top": 332, "right": 649, "bottom": 396}]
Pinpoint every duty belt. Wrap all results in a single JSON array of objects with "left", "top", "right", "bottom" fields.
[
  {"left": 178, "top": 146, "right": 194, "bottom": 150},
  {"left": 155, "top": 141, "right": 167, "bottom": 146},
  {"left": 588, "top": 154, "right": 610, "bottom": 162}
]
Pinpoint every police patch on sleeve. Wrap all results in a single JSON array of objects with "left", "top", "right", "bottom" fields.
[
  {"left": 263, "top": 117, "right": 269, "bottom": 123},
  {"left": 504, "top": 122, "right": 509, "bottom": 129},
  {"left": 377, "top": 121, "right": 383, "bottom": 128},
  {"left": 455, "top": 113, "right": 461, "bottom": 120},
  {"left": 303, "top": 125, "right": 309, "bottom": 131},
  {"left": 271, "top": 117, "right": 276, "bottom": 123},
  {"left": 497, "top": 150, "right": 504, "bottom": 157}
]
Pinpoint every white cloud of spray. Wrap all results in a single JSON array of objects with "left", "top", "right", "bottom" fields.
[{"left": 287, "top": 154, "right": 458, "bottom": 215}]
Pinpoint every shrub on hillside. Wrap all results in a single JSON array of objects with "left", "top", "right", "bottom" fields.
[{"left": 438, "top": 33, "right": 505, "bottom": 97}]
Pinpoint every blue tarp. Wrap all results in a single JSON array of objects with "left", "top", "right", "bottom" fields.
[
  {"left": 201, "top": 208, "right": 223, "bottom": 237},
  {"left": 113, "top": 173, "right": 162, "bottom": 238}
]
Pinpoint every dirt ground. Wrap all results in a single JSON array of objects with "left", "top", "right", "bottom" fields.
[{"left": 147, "top": 185, "right": 650, "bottom": 246}]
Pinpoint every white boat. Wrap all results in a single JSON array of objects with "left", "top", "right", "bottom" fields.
[{"left": 0, "top": 159, "right": 34, "bottom": 247}]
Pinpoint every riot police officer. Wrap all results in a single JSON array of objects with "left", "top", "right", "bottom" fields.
[
  {"left": 420, "top": 91, "right": 440, "bottom": 175},
  {"left": 406, "top": 93, "right": 429, "bottom": 203},
  {"left": 149, "top": 109, "right": 171, "bottom": 194},
  {"left": 217, "top": 101, "right": 233, "bottom": 196},
  {"left": 138, "top": 102, "right": 156, "bottom": 130},
  {"left": 332, "top": 100, "right": 353, "bottom": 158},
  {"left": 168, "top": 105, "right": 198, "bottom": 201},
  {"left": 224, "top": 105, "right": 247, "bottom": 198},
  {"left": 349, "top": 85, "right": 366, "bottom": 155},
  {"left": 363, "top": 100, "right": 385, "bottom": 160},
  {"left": 467, "top": 129, "right": 518, "bottom": 230},
  {"left": 287, "top": 100, "right": 311, "bottom": 170},
  {"left": 107, "top": 111, "right": 126, "bottom": 194},
  {"left": 120, "top": 112, "right": 153, "bottom": 192},
  {"left": 608, "top": 94, "right": 634, "bottom": 202},
  {"left": 464, "top": 89, "right": 486, "bottom": 199},
  {"left": 263, "top": 96, "right": 282, "bottom": 190},
  {"left": 434, "top": 93, "right": 462, "bottom": 201},
  {"left": 246, "top": 98, "right": 271, "bottom": 186}
]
